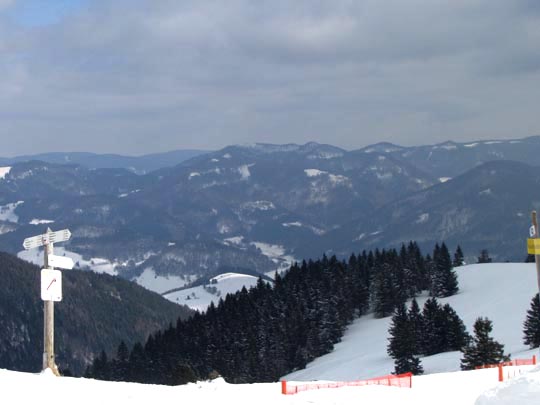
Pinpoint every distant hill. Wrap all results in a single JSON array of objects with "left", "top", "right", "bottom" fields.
[
  {"left": 320, "top": 160, "right": 538, "bottom": 260},
  {"left": 2, "top": 136, "right": 540, "bottom": 298},
  {"left": 0, "top": 251, "right": 193, "bottom": 375},
  {"left": 0, "top": 149, "right": 210, "bottom": 174}
]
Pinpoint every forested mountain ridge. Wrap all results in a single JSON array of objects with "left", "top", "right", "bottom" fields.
[
  {"left": 0, "top": 252, "right": 193, "bottom": 375},
  {"left": 1, "top": 137, "right": 539, "bottom": 298}
]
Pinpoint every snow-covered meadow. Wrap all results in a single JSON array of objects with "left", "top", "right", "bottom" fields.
[{"left": 1, "top": 364, "right": 539, "bottom": 404}]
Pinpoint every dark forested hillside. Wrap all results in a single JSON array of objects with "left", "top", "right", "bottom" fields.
[
  {"left": 88, "top": 242, "right": 459, "bottom": 385},
  {"left": 0, "top": 252, "right": 193, "bottom": 375}
]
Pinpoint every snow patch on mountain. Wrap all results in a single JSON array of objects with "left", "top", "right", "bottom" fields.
[
  {"left": 283, "top": 222, "right": 302, "bottom": 227},
  {"left": 238, "top": 164, "right": 254, "bottom": 180},
  {"left": 164, "top": 272, "right": 261, "bottom": 311},
  {"left": 0, "top": 222, "right": 16, "bottom": 235},
  {"left": 416, "top": 213, "right": 429, "bottom": 224},
  {"left": 29, "top": 219, "right": 55, "bottom": 225},
  {"left": 0, "top": 166, "right": 11, "bottom": 179},
  {"left": 18, "top": 247, "right": 119, "bottom": 276},
  {"left": 223, "top": 153, "right": 232, "bottom": 159},
  {"left": 304, "top": 169, "right": 327, "bottom": 177},
  {"left": 439, "top": 177, "right": 452, "bottom": 183},
  {"left": 479, "top": 188, "right": 492, "bottom": 195},
  {"left": 0, "top": 201, "right": 24, "bottom": 223},
  {"left": 223, "top": 236, "right": 244, "bottom": 246},
  {"left": 329, "top": 174, "right": 350, "bottom": 186},
  {"left": 134, "top": 267, "right": 188, "bottom": 294},
  {"left": 189, "top": 172, "right": 201, "bottom": 179},
  {"left": 434, "top": 144, "right": 458, "bottom": 151},
  {"left": 251, "top": 242, "right": 295, "bottom": 271},
  {"left": 242, "top": 201, "right": 275, "bottom": 211},
  {"left": 307, "top": 151, "right": 344, "bottom": 159},
  {"left": 218, "top": 223, "right": 231, "bottom": 234}
]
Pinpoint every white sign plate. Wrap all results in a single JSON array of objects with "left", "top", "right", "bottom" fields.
[
  {"left": 48, "top": 254, "right": 74, "bottom": 270},
  {"left": 41, "top": 269, "right": 62, "bottom": 302},
  {"left": 23, "top": 229, "right": 71, "bottom": 250}
]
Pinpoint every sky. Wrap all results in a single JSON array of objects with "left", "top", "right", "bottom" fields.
[{"left": 0, "top": 0, "right": 539, "bottom": 156}]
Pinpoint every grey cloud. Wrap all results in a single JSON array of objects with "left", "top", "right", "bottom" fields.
[{"left": 0, "top": 0, "right": 539, "bottom": 155}]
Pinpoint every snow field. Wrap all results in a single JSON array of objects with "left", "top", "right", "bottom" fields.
[
  {"left": 1, "top": 365, "right": 539, "bottom": 405},
  {"left": 286, "top": 263, "right": 539, "bottom": 382},
  {"left": 164, "top": 273, "right": 261, "bottom": 311}
]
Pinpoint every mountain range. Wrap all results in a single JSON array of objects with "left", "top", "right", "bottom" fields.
[{"left": 1, "top": 136, "right": 539, "bottom": 296}]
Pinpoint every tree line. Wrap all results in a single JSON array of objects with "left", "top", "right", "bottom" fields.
[{"left": 86, "top": 241, "right": 464, "bottom": 384}]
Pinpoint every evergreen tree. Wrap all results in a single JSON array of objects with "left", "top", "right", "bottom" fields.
[
  {"left": 525, "top": 254, "right": 535, "bottom": 263},
  {"left": 477, "top": 249, "right": 492, "bottom": 264},
  {"left": 431, "top": 243, "right": 459, "bottom": 298},
  {"left": 461, "top": 317, "right": 509, "bottom": 370},
  {"left": 523, "top": 294, "right": 540, "bottom": 348},
  {"left": 387, "top": 304, "right": 423, "bottom": 375},
  {"left": 112, "top": 340, "right": 129, "bottom": 381},
  {"left": 441, "top": 304, "right": 470, "bottom": 351},
  {"left": 387, "top": 304, "right": 410, "bottom": 359},
  {"left": 408, "top": 298, "right": 424, "bottom": 354},
  {"left": 421, "top": 298, "right": 445, "bottom": 355},
  {"left": 372, "top": 257, "right": 396, "bottom": 318},
  {"left": 453, "top": 245, "right": 464, "bottom": 267}
]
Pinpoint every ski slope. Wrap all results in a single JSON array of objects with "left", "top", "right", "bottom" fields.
[
  {"left": 1, "top": 365, "right": 539, "bottom": 404},
  {"left": 286, "top": 263, "right": 539, "bottom": 381}
]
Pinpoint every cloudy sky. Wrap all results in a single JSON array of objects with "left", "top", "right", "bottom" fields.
[{"left": 0, "top": 0, "right": 539, "bottom": 156}]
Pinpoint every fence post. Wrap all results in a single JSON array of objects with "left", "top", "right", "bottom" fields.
[
  {"left": 281, "top": 380, "right": 287, "bottom": 395},
  {"left": 498, "top": 364, "right": 503, "bottom": 382}
]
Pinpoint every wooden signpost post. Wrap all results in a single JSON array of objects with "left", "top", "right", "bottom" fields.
[
  {"left": 528, "top": 211, "right": 540, "bottom": 359},
  {"left": 22, "top": 228, "right": 73, "bottom": 376}
]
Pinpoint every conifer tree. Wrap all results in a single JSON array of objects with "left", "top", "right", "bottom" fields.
[
  {"left": 461, "top": 317, "right": 509, "bottom": 370},
  {"left": 453, "top": 245, "right": 464, "bottom": 267},
  {"left": 387, "top": 304, "right": 423, "bottom": 375},
  {"left": 477, "top": 249, "right": 492, "bottom": 264},
  {"left": 523, "top": 294, "right": 540, "bottom": 349},
  {"left": 431, "top": 243, "right": 459, "bottom": 298},
  {"left": 441, "top": 304, "right": 470, "bottom": 351},
  {"left": 421, "top": 298, "right": 445, "bottom": 355},
  {"left": 408, "top": 298, "right": 424, "bottom": 354}
]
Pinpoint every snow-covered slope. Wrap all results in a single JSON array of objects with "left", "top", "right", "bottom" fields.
[
  {"left": 286, "top": 263, "right": 539, "bottom": 381},
  {"left": 1, "top": 365, "right": 539, "bottom": 404},
  {"left": 0, "top": 166, "right": 11, "bottom": 179},
  {"left": 164, "top": 273, "right": 263, "bottom": 311}
]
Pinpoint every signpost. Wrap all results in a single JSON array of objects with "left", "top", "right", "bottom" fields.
[
  {"left": 529, "top": 212, "right": 540, "bottom": 359},
  {"left": 22, "top": 228, "right": 72, "bottom": 376}
]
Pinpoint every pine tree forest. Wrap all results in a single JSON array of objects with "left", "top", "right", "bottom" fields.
[{"left": 87, "top": 242, "right": 460, "bottom": 385}]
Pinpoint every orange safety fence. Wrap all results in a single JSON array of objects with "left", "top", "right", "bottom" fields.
[
  {"left": 281, "top": 372, "right": 413, "bottom": 395},
  {"left": 474, "top": 355, "right": 537, "bottom": 370}
]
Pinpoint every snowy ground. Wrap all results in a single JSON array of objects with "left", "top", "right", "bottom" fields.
[
  {"left": 18, "top": 247, "right": 119, "bottom": 275},
  {"left": 134, "top": 267, "right": 189, "bottom": 294},
  {"left": 286, "top": 263, "right": 539, "bottom": 381},
  {"left": 0, "top": 166, "right": 11, "bottom": 179},
  {"left": 1, "top": 365, "right": 540, "bottom": 405},
  {"left": 2, "top": 262, "right": 540, "bottom": 403},
  {"left": 164, "top": 272, "right": 261, "bottom": 311},
  {"left": 0, "top": 201, "right": 24, "bottom": 223}
]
